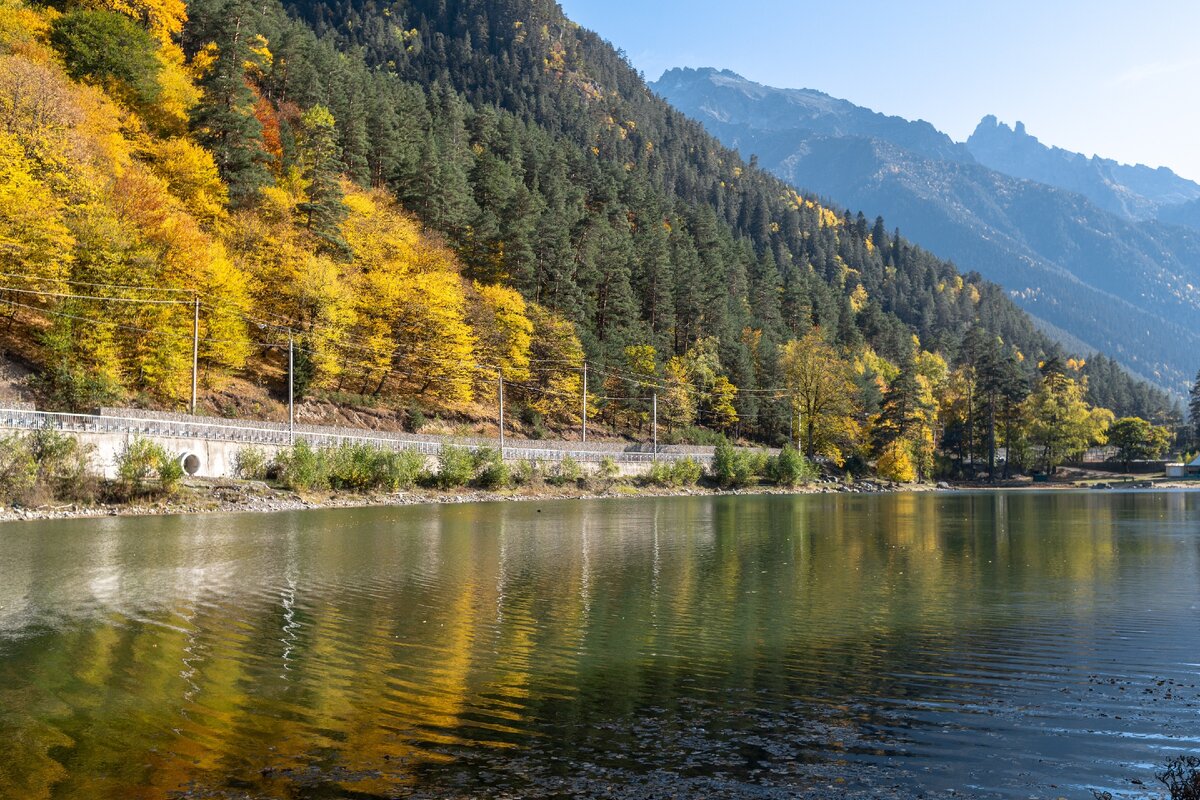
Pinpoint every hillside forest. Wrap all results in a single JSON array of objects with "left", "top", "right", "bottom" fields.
[{"left": 0, "top": 0, "right": 1193, "bottom": 480}]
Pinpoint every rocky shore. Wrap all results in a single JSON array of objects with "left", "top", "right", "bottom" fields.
[{"left": 0, "top": 476, "right": 939, "bottom": 523}]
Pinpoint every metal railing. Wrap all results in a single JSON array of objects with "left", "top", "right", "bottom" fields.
[{"left": 0, "top": 408, "right": 707, "bottom": 465}]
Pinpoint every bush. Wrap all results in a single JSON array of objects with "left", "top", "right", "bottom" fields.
[
  {"left": 548, "top": 455, "right": 582, "bottom": 486},
  {"left": 437, "top": 444, "right": 475, "bottom": 488},
  {"left": 767, "top": 444, "right": 815, "bottom": 487},
  {"left": 234, "top": 446, "right": 269, "bottom": 480},
  {"left": 30, "top": 363, "right": 122, "bottom": 413},
  {"left": 157, "top": 453, "right": 184, "bottom": 494},
  {"left": 273, "top": 440, "right": 328, "bottom": 492},
  {"left": 519, "top": 406, "right": 548, "bottom": 440},
  {"left": 0, "top": 433, "right": 37, "bottom": 504},
  {"left": 326, "top": 443, "right": 376, "bottom": 491},
  {"left": 30, "top": 429, "right": 97, "bottom": 503},
  {"left": 472, "top": 448, "right": 510, "bottom": 489},
  {"left": 1159, "top": 755, "right": 1200, "bottom": 800},
  {"left": 115, "top": 436, "right": 179, "bottom": 498},
  {"left": 406, "top": 407, "right": 427, "bottom": 433},
  {"left": 513, "top": 457, "right": 544, "bottom": 487},
  {"left": 674, "top": 426, "right": 727, "bottom": 446},
  {"left": 385, "top": 449, "right": 428, "bottom": 490},
  {"left": 672, "top": 457, "right": 703, "bottom": 486},
  {"left": 646, "top": 460, "right": 674, "bottom": 487},
  {"left": 0, "top": 431, "right": 99, "bottom": 505},
  {"left": 646, "top": 457, "right": 703, "bottom": 487},
  {"left": 711, "top": 438, "right": 763, "bottom": 488},
  {"left": 598, "top": 456, "right": 619, "bottom": 481}
]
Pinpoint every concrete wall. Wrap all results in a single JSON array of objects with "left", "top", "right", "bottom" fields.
[
  {"left": 80, "top": 431, "right": 290, "bottom": 480},
  {"left": 76, "top": 430, "right": 687, "bottom": 480}
]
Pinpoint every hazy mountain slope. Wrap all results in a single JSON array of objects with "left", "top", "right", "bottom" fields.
[
  {"left": 653, "top": 68, "right": 1200, "bottom": 395},
  {"left": 654, "top": 68, "right": 970, "bottom": 164}
]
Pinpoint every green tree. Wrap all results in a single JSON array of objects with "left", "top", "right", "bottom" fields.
[
  {"left": 1107, "top": 417, "right": 1172, "bottom": 470},
  {"left": 778, "top": 329, "right": 859, "bottom": 464},
  {"left": 295, "top": 105, "right": 349, "bottom": 254},
  {"left": 49, "top": 10, "right": 161, "bottom": 109},
  {"left": 189, "top": 0, "right": 269, "bottom": 206},
  {"left": 1023, "top": 366, "right": 1114, "bottom": 472},
  {"left": 1190, "top": 369, "right": 1200, "bottom": 447}
]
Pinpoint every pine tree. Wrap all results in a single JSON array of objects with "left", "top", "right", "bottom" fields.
[
  {"left": 295, "top": 105, "right": 349, "bottom": 255},
  {"left": 189, "top": 0, "right": 269, "bottom": 207},
  {"left": 1190, "top": 369, "right": 1200, "bottom": 447}
]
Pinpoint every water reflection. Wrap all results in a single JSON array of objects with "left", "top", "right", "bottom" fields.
[{"left": 0, "top": 491, "right": 1197, "bottom": 799}]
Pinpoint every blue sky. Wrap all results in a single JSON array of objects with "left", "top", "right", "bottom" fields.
[{"left": 558, "top": 0, "right": 1200, "bottom": 180}]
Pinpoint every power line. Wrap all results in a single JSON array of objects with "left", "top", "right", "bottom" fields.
[
  {"left": 0, "top": 271, "right": 196, "bottom": 294},
  {"left": 0, "top": 286, "right": 191, "bottom": 306}
]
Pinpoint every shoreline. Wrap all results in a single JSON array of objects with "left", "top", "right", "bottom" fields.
[
  {"left": 0, "top": 477, "right": 930, "bottom": 523},
  {"left": 1, "top": 476, "right": 1196, "bottom": 524}
]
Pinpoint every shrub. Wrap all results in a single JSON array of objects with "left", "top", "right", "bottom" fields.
[
  {"left": 273, "top": 440, "right": 328, "bottom": 492},
  {"left": 0, "top": 431, "right": 99, "bottom": 505},
  {"left": 437, "top": 444, "right": 475, "bottom": 488},
  {"left": 157, "top": 453, "right": 184, "bottom": 494},
  {"left": 646, "top": 460, "right": 674, "bottom": 487},
  {"left": 472, "top": 448, "right": 510, "bottom": 489},
  {"left": 672, "top": 457, "right": 703, "bottom": 486},
  {"left": 115, "top": 436, "right": 179, "bottom": 498},
  {"left": 406, "top": 407, "right": 427, "bottom": 433},
  {"left": 768, "top": 444, "right": 815, "bottom": 487},
  {"left": 30, "top": 363, "right": 122, "bottom": 413},
  {"left": 519, "top": 406, "right": 548, "bottom": 440},
  {"left": 1159, "top": 755, "right": 1200, "bottom": 800},
  {"left": 513, "top": 457, "right": 544, "bottom": 487},
  {"left": 677, "top": 426, "right": 727, "bottom": 446},
  {"left": 385, "top": 449, "right": 428, "bottom": 490},
  {"left": 0, "top": 433, "right": 37, "bottom": 505},
  {"left": 598, "top": 456, "right": 619, "bottom": 480},
  {"left": 327, "top": 443, "right": 376, "bottom": 491},
  {"left": 711, "top": 438, "right": 762, "bottom": 488},
  {"left": 233, "top": 446, "right": 269, "bottom": 480},
  {"left": 548, "top": 455, "right": 582, "bottom": 486},
  {"left": 31, "top": 429, "right": 98, "bottom": 504}
]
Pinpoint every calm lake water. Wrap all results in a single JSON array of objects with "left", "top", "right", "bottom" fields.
[{"left": 1, "top": 491, "right": 1198, "bottom": 799}]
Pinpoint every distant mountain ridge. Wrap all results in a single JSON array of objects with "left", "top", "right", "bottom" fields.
[
  {"left": 652, "top": 67, "right": 1200, "bottom": 396},
  {"left": 655, "top": 68, "right": 969, "bottom": 164},
  {"left": 966, "top": 116, "right": 1200, "bottom": 220}
]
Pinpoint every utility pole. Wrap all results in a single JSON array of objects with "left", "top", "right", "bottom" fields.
[
  {"left": 581, "top": 361, "right": 588, "bottom": 442},
  {"left": 191, "top": 297, "right": 199, "bottom": 415},
  {"left": 498, "top": 370, "right": 505, "bottom": 461},
  {"left": 288, "top": 329, "right": 294, "bottom": 445},
  {"left": 652, "top": 392, "right": 657, "bottom": 453}
]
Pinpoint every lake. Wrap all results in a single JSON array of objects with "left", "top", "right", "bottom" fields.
[{"left": 1, "top": 491, "right": 1198, "bottom": 799}]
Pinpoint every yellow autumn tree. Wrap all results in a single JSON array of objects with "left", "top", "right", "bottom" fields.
[
  {"left": 521, "top": 302, "right": 587, "bottom": 426},
  {"left": 338, "top": 188, "right": 476, "bottom": 404},
  {"left": 79, "top": 0, "right": 187, "bottom": 46},
  {"left": 779, "top": 329, "right": 860, "bottom": 465},
  {"left": 471, "top": 281, "right": 533, "bottom": 382},
  {"left": 0, "top": 129, "right": 74, "bottom": 286},
  {"left": 660, "top": 355, "right": 696, "bottom": 432}
]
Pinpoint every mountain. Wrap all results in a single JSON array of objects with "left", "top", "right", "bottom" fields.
[
  {"left": 653, "top": 68, "right": 970, "bottom": 164},
  {"left": 653, "top": 68, "right": 1200, "bottom": 397},
  {"left": 966, "top": 116, "right": 1200, "bottom": 221}
]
